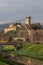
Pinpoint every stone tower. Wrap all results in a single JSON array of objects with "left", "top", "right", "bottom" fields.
[{"left": 25, "top": 17, "right": 31, "bottom": 25}]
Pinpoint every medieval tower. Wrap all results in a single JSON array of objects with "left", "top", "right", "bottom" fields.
[
  {"left": 25, "top": 16, "right": 33, "bottom": 41},
  {"left": 25, "top": 16, "right": 31, "bottom": 25}
]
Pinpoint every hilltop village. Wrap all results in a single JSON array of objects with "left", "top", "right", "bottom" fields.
[
  {"left": 0, "top": 17, "right": 43, "bottom": 44},
  {"left": 0, "top": 17, "right": 43, "bottom": 65}
]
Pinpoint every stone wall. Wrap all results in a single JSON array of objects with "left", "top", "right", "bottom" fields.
[
  {"left": 28, "top": 29, "right": 34, "bottom": 41},
  {"left": 32, "top": 30, "right": 43, "bottom": 42}
]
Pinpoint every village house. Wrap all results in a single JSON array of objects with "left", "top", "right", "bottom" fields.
[{"left": 4, "top": 23, "right": 16, "bottom": 33}]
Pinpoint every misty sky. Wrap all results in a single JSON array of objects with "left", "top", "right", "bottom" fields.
[{"left": 0, "top": 0, "right": 43, "bottom": 24}]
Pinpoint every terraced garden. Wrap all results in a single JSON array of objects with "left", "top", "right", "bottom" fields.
[
  {"left": 0, "top": 44, "right": 43, "bottom": 65},
  {"left": 0, "top": 44, "right": 43, "bottom": 59},
  {"left": 0, "top": 57, "right": 24, "bottom": 65}
]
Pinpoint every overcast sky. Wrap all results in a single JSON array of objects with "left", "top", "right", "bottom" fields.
[{"left": 0, "top": 0, "right": 43, "bottom": 24}]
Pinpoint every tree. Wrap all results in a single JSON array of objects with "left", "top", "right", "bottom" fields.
[{"left": 8, "top": 36, "right": 12, "bottom": 42}]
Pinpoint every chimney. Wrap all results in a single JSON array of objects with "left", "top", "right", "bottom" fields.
[{"left": 25, "top": 16, "right": 31, "bottom": 25}]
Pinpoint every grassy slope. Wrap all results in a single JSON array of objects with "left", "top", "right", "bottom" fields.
[
  {"left": 0, "top": 62, "right": 9, "bottom": 65},
  {"left": 0, "top": 57, "right": 24, "bottom": 65},
  {"left": 0, "top": 44, "right": 43, "bottom": 65},
  {"left": 14, "top": 44, "right": 43, "bottom": 59},
  {"left": 1, "top": 44, "right": 43, "bottom": 59},
  {"left": 4, "top": 45, "right": 14, "bottom": 50}
]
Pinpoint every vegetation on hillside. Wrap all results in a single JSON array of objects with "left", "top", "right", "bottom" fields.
[{"left": 14, "top": 44, "right": 43, "bottom": 60}]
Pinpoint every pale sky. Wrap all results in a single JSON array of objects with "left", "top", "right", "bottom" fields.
[{"left": 0, "top": 0, "right": 43, "bottom": 24}]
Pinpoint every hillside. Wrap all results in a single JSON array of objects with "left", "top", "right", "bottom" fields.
[
  {"left": 2, "top": 44, "right": 43, "bottom": 65},
  {"left": 15, "top": 44, "right": 43, "bottom": 60}
]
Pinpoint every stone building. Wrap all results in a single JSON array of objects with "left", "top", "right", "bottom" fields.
[
  {"left": 25, "top": 17, "right": 31, "bottom": 25},
  {"left": 25, "top": 16, "right": 43, "bottom": 42},
  {"left": 2, "top": 16, "right": 43, "bottom": 42},
  {"left": 4, "top": 23, "right": 16, "bottom": 33}
]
